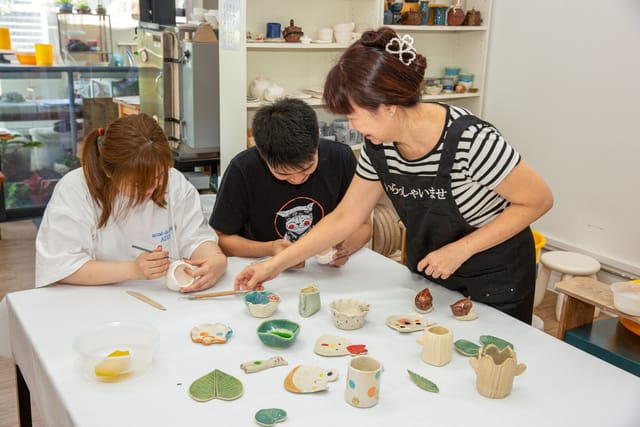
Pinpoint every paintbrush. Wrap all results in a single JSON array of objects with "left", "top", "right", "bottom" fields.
[
  {"left": 183, "top": 289, "right": 248, "bottom": 300},
  {"left": 131, "top": 244, "right": 180, "bottom": 261}
]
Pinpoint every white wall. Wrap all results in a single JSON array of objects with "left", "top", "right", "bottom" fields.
[{"left": 483, "top": 0, "right": 640, "bottom": 277}]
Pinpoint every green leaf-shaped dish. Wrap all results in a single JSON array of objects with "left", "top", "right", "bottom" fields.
[
  {"left": 479, "top": 335, "right": 514, "bottom": 351},
  {"left": 454, "top": 339, "right": 481, "bottom": 357},
  {"left": 255, "top": 408, "right": 287, "bottom": 426},
  {"left": 407, "top": 369, "right": 439, "bottom": 393},
  {"left": 189, "top": 369, "right": 243, "bottom": 402}
]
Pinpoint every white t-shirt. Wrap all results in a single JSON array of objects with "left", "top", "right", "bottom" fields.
[{"left": 35, "top": 168, "right": 216, "bottom": 287}]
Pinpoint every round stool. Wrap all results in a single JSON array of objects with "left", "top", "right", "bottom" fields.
[{"left": 536, "top": 251, "right": 601, "bottom": 321}]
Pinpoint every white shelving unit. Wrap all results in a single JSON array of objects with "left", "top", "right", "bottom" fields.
[{"left": 217, "top": 0, "right": 492, "bottom": 173}]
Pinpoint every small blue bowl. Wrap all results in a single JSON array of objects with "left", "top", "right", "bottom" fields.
[
  {"left": 389, "top": 2, "right": 403, "bottom": 13},
  {"left": 256, "top": 319, "right": 300, "bottom": 348}
]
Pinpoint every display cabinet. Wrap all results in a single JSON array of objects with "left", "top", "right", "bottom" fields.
[
  {"left": 0, "top": 65, "right": 138, "bottom": 221},
  {"left": 57, "top": 13, "right": 113, "bottom": 65}
]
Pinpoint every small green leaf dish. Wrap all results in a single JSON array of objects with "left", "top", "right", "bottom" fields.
[
  {"left": 255, "top": 408, "right": 287, "bottom": 426},
  {"left": 479, "top": 335, "right": 514, "bottom": 350},
  {"left": 189, "top": 369, "right": 243, "bottom": 402},
  {"left": 407, "top": 369, "right": 439, "bottom": 393},
  {"left": 454, "top": 339, "right": 481, "bottom": 357}
]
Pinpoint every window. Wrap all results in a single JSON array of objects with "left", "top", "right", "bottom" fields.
[{"left": 0, "top": 0, "right": 48, "bottom": 51}]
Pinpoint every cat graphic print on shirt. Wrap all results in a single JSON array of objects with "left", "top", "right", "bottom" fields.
[{"left": 275, "top": 199, "right": 324, "bottom": 242}]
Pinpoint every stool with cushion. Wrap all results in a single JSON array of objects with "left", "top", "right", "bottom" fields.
[{"left": 536, "top": 251, "right": 601, "bottom": 321}]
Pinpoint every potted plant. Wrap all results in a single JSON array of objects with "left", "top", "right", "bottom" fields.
[
  {"left": 96, "top": 3, "right": 107, "bottom": 15},
  {"left": 56, "top": 0, "right": 73, "bottom": 14},
  {"left": 23, "top": 171, "right": 53, "bottom": 204},
  {"left": 75, "top": 1, "right": 91, "bottom": 14}
]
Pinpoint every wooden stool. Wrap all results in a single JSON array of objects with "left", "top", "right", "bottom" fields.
[{"left": 536, "top": 251, "right": 601, "bottom": 321}]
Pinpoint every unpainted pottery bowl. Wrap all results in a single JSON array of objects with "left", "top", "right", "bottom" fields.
[
  {"left": 330, "top": 299, "right": 370, "bottom": 330},
  {"left": 257, "top": 319, "right": 300, "bottom": 348},
  {"left": 73, "top": 321, "right": 159, "bottom": 382},
  {"left": 244, "top": 291, "right": 281, "bottom": 318}
]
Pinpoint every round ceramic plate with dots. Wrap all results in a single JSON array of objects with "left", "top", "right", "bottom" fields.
[{"left": 385, "top": 314, "right": 429, "bottom": 333}]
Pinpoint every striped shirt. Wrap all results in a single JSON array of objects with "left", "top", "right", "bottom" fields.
[{"left": 356, "top": 105, "right": 521, "bottom": 227}]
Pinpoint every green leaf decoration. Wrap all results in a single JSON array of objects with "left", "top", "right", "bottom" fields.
[
  {"left": 407, "top": 369, "right": 439, "bottom": 393},
  {"left": 189, "top": 369, "right": 243, "bottom": 402},
  {"left": 255, "top": 408, "right": 287, "bottom": 426},
  {"left": 479, "top": 335, "right": 514, "bottom": 351},
  {"left": 454, "top": 339, "right": 480, "bottom": 357}
]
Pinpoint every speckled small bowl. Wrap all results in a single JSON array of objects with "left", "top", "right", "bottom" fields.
[
  {"left": 257, "top": 319, "right": 300, "bottom": 348},
  {"left": 244, "top": 291, "right": 281, "bottom": 318},
  {"left": 330, "top": 299, "right": 370, "bottom": 330}
]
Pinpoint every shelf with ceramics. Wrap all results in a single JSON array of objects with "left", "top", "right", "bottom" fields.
[
  {"left": 247, "top": 42, "right": 354, "bottom": 50},
  {"left": 387, "top": 24, "right": 487, "bottom": 33},
  {"left": 246, "top": 91, "right": 480, "bottom": 110}
]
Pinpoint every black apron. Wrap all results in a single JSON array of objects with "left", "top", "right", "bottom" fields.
[{"left": 367, "top": 114, "right": 535, "bottom": 323}]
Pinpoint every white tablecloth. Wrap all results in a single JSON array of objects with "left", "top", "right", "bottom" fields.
[{"left": 6, "top": 249, "right": 640, "bottom": 427}]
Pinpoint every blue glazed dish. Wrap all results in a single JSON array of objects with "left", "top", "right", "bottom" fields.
[{"left": 257, "top": 319, "right": 300, "bottom": 348}]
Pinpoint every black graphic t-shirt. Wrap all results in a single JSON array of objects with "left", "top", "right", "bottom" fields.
[{"left": 210, "top": 139, "right": 356, "bottom": 242}]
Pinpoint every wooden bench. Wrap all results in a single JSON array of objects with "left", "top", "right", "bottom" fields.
[
  {"left": 556, "top": 277, "right": 640, "bottom": 339},
  {"left": 556, "top": 277, "right": 640, "bottom": 376}
]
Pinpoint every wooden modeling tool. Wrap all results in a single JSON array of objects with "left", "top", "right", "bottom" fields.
[
  {"left": 126, "top": 290, "right": 167, "bottom": 311},
  {"left": 185, "top": 290, "right": 247, "bottom": 300}
]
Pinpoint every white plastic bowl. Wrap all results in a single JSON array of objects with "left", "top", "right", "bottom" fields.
[
  {"left": 73, "top": 321, "right": 159, "bottom": 382},
  {"left": 611, "top": 281, "right": 640, "bottom": 316}
]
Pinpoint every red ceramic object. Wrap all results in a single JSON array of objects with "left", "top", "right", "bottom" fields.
[
  {"left": 414, "top": 288, "right": 433, "bottom": 313},
  {"left": 447, "top": 7, "right": 465, "bottom": 26},
  {"left": 450, "top": 296, "right": 473, "bottom": 316}
]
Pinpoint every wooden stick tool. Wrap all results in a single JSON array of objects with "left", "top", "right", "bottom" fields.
[{"left": 126, "top": 290, "right": 167, "bottom": 311}]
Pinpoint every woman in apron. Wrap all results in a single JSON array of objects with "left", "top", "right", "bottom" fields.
[{"left": 234, "top": 27, "right": 553, "bottom": 323}]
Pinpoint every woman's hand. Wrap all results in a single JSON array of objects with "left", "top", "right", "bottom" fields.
[
  {"left": 133, "top": 245, "right": 169, "bottom": 280},
  {"left": 417, "top": 242, "right": 471, "bottom": 280},
  {"left": 234, "top": 258, "right": 279, "bottom": 291}
]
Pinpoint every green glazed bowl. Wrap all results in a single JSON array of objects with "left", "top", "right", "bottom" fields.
[{"left": 256, "top": 319, "right": 300, "bottom": 348}]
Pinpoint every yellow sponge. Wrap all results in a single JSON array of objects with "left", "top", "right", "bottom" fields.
[{"left": 94, "top": 349, "right": 131, "bottom": 377}]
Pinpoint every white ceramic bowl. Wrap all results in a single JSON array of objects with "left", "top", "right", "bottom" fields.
[
  {"left": 315, "top": 248, "right": 337, "bottom": 265},
  {"left": 334, "top": 30, "right": 352, "bottom": 44},
  {"left": 425, "top": 85, "right": 443, "bottom": 95},
  {"left": 330, "top": 299, "right": 370, "bottom": 330},
  {"left": 611, "top": 281, "right": 640, "bottom": 316},
  {"left": 333, "top": 22, "right": 355, "bottom": 32},
  {"left": 73, "top": 321, "right": 159, "bottom": 382}
]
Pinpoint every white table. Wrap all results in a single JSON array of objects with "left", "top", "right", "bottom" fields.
[{"left": 7, "top": 249, "right": 639, "bottom": 427}]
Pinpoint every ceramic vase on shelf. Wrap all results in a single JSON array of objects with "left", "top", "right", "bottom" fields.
[
  {"left": 418, "top": 2, "right": 430, "bottom": 25},
  {"left": 431, "top": 5, "right": 447, "bottom": 25}
]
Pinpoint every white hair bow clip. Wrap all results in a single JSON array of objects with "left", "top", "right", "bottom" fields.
[{"left": 385, "top": 34, "right": 417, "bottom": 66}]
